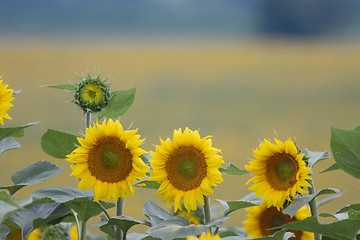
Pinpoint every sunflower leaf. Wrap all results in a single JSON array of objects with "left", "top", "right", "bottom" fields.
[
  {"left": 98, "top": 88, "right": 136, "bottom": 119},
  {"left": 32, "top": 186, "right": 115, "bottom": 222},
  {"left": 283, "top": 188, "right": 339, "bottom": 217},
  {"left": 0, "top": 122, "right": 39, "bottom": 141},
  {"left": 7, "top": 202, "right": 71, "bottom": 239},
  {"left": 41, "top": 83, "right": 76, "bottom": 91},
  {"left": 320, "top": 163, "right": 340, "bottom": 174},
  {"left": 143, "top": 200, "right": 174, "bottom": 226},
  {"left": 331, "top": 126, "right": 360, "bottom": 179},
  {"left": 277, "top": 216, "right": 360, "bottom": 240},
  {"left": 98, "top": 216, "right": 150, "bottom": 238},
  {"left": 216, "top": 199, "right": 257, "bottom": 216},
  {"left": 0, "top": 224, "right": 10, "bottom": 239},
  {"left": 337, "top": 204, "right": 360, "bottom": 214},
  {"left": 0, "top": 137, "right": 21, "bottom": 154},
  {"left": 147, "top": 222, "right": 206, "bottom": 240},
  {"left": 302, "top": 148, "right": 330, "bottom": 168},
  {"left": 133, "top": 179, "right": 160, "bottom": 190},
  {"left": 41, "top": 129, "right": 78, "bottom": 159},
  {"left": 32, "top": 186, "right": 93, "bottom": 203},
  {"left": 0, "top": 161, "right": 63, "bottom": 195},
  {"left": 219, "top": 164, "right": 248, "bottom": 175}
]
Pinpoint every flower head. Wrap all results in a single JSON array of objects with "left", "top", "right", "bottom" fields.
[
  {"left": 74, "top": 75, "right": 110, "bottom": 112},
  {"left": 0, "top": 77, "right": 14, "bottom": 125},
  {"left": 187, "top": 230, "right": 221, "bottom": 240},
  {"left": 67, "top": 119, "right": 149, "bottom": 202},
  {"left": 150, "top": 128, "right": 224, "bottom": 212},
  {"left": 246, "top": 138, "right": 312, "bottom": 210},
  {"left": 243, "top": 205, "right": 312, "bottom": 239}
]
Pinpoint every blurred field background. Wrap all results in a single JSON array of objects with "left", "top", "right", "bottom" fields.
[{"left": 1, "top": 0, "right": 360, "bottom": 233}]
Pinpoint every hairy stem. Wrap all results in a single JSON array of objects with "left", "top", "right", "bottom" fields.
[
  {"left": 203, "top": 196, "right": 211, "bottom": 228},
  {"left": 116, "top": 198, "right": 125, "bottom": 240},
  {"left": 308, "top": 180, "right": 320, "bottom": 240},
  {"left": 85, "top": 111, "right": 92, "bottom": 129}
]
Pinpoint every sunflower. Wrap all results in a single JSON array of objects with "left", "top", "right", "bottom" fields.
[
  {"left": 69, "top": 225, "right": 78, "bottom": 240},
  {"left": 0, "top": 77, "right": 14, "bottom": 125},
  {"left": 246, "top": 138, "right": 312, "bottom": 210},
  {"left": 6, "top": 227, "right": 42, "bottom": 240},
  {"left": 243, "top": 205, "right": 313, "bottom": 239},
  {"left": 67, "top": 119, "right": 149, "bottom": 202},
  {"left": 186, "top": 230, "right": 221, "bottom": 240},
  {"left": 150, "top": 128, "right": 224, "bottom": 212}
]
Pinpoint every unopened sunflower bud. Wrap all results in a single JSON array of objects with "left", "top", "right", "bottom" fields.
[
  {"left": 74, "top": 75, "right": 111, "bottom": 113},
  {"left": 42, "top": 224, "right": 69, "bottom": 240}
]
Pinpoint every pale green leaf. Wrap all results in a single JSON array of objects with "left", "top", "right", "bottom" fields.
[
  {"left": 219, "top": 164, "right": 248, "bottom": 175},
  {"left": 331, "top": 127, "right": 360, "bottom": 179},
  {"left": 283, "top": 188, "right": 339, "bottom": 217},
  {"left": 0, "top": 137, "right": 21, "bottom": 154},
  {"left": 0, "top": 161, "right": 63, "bottom": 195},
  {"left": 98, "top": 216, "right": 150, "bottom": 238},
  {"left": 41, "top": 129, "right": 78, "bottom": 159},
  {"left": 302, "top": 148, "right": 330, "bottom": 168},
  {"left": 41, "top": 83, "right": 76, "bottom": 91},
  {"left": 98, "top": 88, "right": 136, "bottom": 119},
  {"left": 32, "top": 186, "right": 93, "bottom": 203},
  {"left": 8, "top": 202, "right": 71, "bottom": 239}
]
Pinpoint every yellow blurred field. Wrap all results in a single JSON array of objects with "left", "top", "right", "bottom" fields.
[{"left": 1, "top": 36, "right": 359, "bottom": 228}]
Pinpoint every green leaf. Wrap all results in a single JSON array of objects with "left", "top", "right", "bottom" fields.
[
  {"left": 98, "top": 88, "right": 136, "bottom": 119},
  {"left": 216, "top": 199, "right": 256, "bottom": 216},
  {"left": 219, "top": 164, "right": 248, "bottom": 175},
  {"left": 320, "top": 163, "right": 340, "bottom": 174},
  {"left": 0, "top": 192, "right": 21, "bottom": 208},
  {"left": 278, "top": 216, "right": 360, "bottom": 240},
  {"left": 133, "top": 179, "right": 160, "bottom": 190},
  {"left": 0, "top": 200, "right": 19, "bottom": 222},
  {"left": 302, "top": 148, "right": 330, "bottom": 168},
  {"left": 319, "top": 212, "right": 349, "bottom": 221},
  {"left": 337, "top": 204, "right": 360, "bottom": 214},
  {"left": 8, "top": 202, "right": 71, "bottom": 239},
  {"left": 98, "top": 216, "right": 150, "bottom": 238},
  {"left": 0, "top": 122, "right": 39, "bottom": 141},
  {"left": 331, "top": 127, "right": 360, "bottom": 179},
  {"left": 0, "top": 137, "right": 21, "bottom": 154},
  {"left": 41, "top": 129, "right": 78, "bottom": 159},
  {"left": 41, "top": 83, "right": 76, "bottom": 91},
  {"left": 283, "top": 188, "right": 339, "bottom": 217},
  {"left": 0, "top": 161, "right": 63, "bottom": 195},
  {"left": 66, "top": 199, "right": 115, "bottom": 222}
]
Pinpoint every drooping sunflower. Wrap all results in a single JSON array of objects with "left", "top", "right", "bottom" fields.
[
  {"left": 150, "top": 128, "right": 224, "bottom": 212},
  {"left": 243, "top": 205, "right": 312, "bottom": 239},
  {"left": 186, "top": 230, "right": 221, "bottom": 240},
  {"left": 67, "top": 119, "right": 149, "bottom": 202},
  {"left": 0, "top": 77, "right": 14, "bottom": 125},
  {"left": 246, "top": 138, "right": 312, "bottom": 210}
]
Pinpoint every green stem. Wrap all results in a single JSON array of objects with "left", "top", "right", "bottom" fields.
[
  {"left": 203, "top": 195, "right": 211, "bottom": 227},
  {"left": 308, "top": 180, "right": 320, "bottom": 240},
  {"left": 71, "top": 210, "right": 81, "bottom": 240},
  {"left": 80, "top": 220, "right": 87, "bottom": 240},
  {"left": 116, "top": 198, "right": 125, "bottom": 240},
  {"left": 85, "top": 111, "right": 92, "bottom": 129}
]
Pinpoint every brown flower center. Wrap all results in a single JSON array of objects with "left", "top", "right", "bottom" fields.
[
  {"left": 166, "top": 146, "right": 207, "bottom": 191},
  {"left": 259, "top": 207, "right": 303, "bottom": 239},
  {"left": 266, "top": 153, "right": 299, "bottom": 190},
  {"left": 87, "top": 136, "right": 133, "bottom": 183}
]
